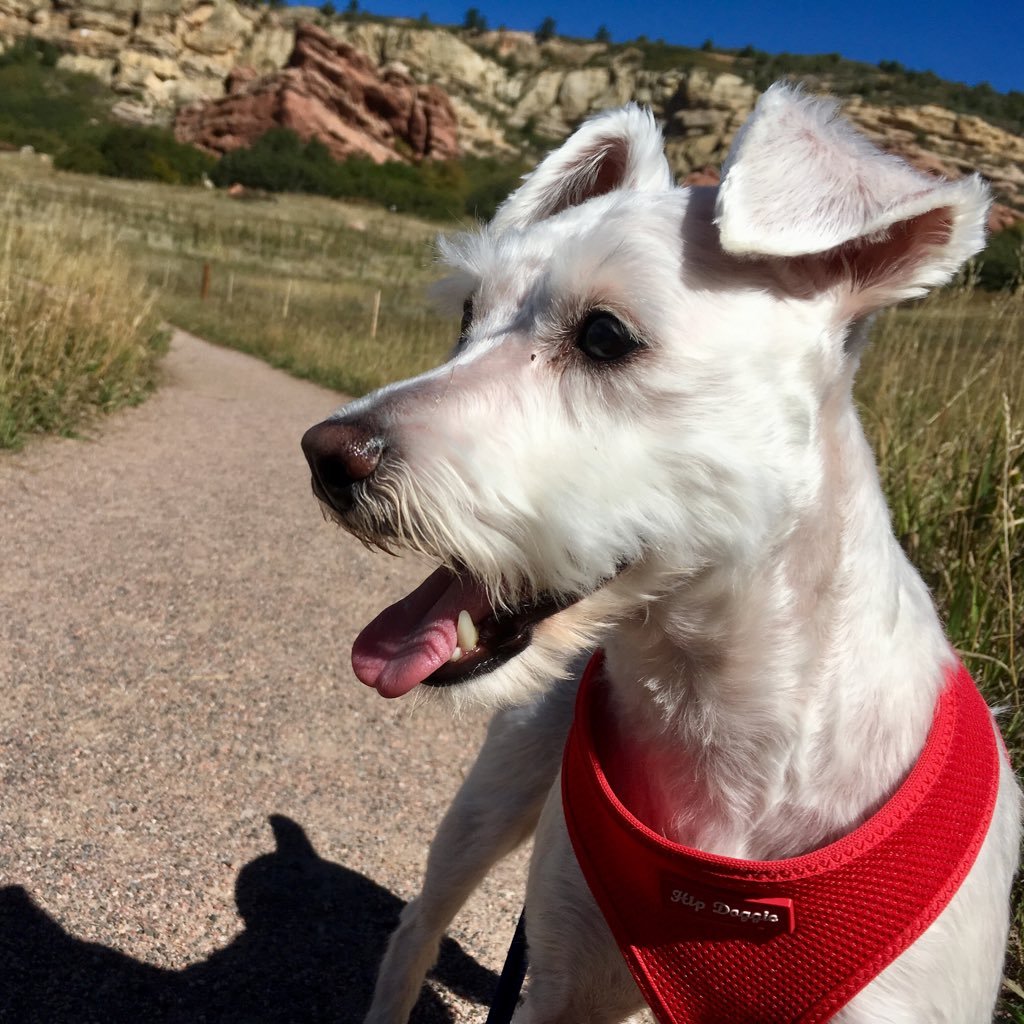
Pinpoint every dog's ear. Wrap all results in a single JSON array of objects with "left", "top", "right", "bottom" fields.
[
  {"left": 490, "top": 104, "right": 672, "bottom": 232},
  {"left": 715, "top": 83, "right": 990, "bottom": 312}
]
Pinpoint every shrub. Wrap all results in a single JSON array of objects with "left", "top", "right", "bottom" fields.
[
  {"left": 975, "top": 223, "right": 1024, "bottom": 291},
  {"left": 535, "top": 16, "right": 557, "bottom": 42},
  {"left": 211, "top": 129, "right": 528, "bottom": 221},
  {"left": 0, "top": 43, "right": 110, "bottom": 154},
  {"left": 52, "top": 141, "right": 107, "bottom": 176},
  {"left": 99, "top": 125, "right": 215, "bottom": 184},
  {"left": 56, "top": 125, "right": 215, "bottom": 185},
  {"left": 0, "top": 37, "right": 59, "bottom": 69},
  {"left": 462, "top": 7, "right": 487, "bottom": 32}
]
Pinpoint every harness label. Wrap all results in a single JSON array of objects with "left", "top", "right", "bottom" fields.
[{"left": 659, "top": 874, "right": 795, "bottom": 938}]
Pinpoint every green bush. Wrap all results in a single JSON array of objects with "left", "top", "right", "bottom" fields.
[
  {"left": 0, "top": 37, "right": 59, "bottom": 70},
  {"left": 975, "top": 223, "right": 1024, "bottom": 291},
  {"left": 212, "top": 129, "right": 527, "bottom": 221},
  {"left": 0, "top": 41, "right": 111, "bottom": 154},
  {"left": 100, "top": 125, "right": 215, "bottom": 184},
  {"left": 535, "top": 16, "right": 557, "bottom": 42},
  {"left": 56, "top": 125, "right": 215, "bottom": 185},
  {"left": 52, "top": 140, "right": 107, "bottom": 176},
  {"left": 462, "top": 7, "right": 487, "bottom": 32}
]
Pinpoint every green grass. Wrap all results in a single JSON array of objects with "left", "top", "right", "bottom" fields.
[
  {"left": 0, "top": 39, "right": 113, "bottom": 155},
  {"left": 1, "top": 156, "right": 1021, "bottom": 1012}
]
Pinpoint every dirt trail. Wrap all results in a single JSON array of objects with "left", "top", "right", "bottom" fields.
[{"left": 0, "top": 330, "right": 527, "bottom": 1023}]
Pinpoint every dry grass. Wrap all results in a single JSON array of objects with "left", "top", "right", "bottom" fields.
[
  {"left": 1, "top": 153, "right": 1021, "bottom": 1011},
  {"left": 0, "top": 179, "right": 165, "bottom": 448},
  {"left": 860, "top": 290, "right": 1022, "bottom": 734},
  {"left": 0, "top": 153, "right": 455, "bottom": 398},
  {"left": 858, "top": 289, "right": 1024, "bottom": 1017}
]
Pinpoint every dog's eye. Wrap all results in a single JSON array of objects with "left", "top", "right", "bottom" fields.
[
  {"left": 577, "top": 313, "right": 640, "bottom": 362},
  {"left": 459, "top": 299, "right": 473, "bottom": 344}
]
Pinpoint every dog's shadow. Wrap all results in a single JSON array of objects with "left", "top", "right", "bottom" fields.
[{"left": 0, "top": 815, "right": 499, "bottom": 1023}]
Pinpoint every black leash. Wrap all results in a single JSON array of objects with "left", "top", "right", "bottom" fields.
[{"left": 485, "top": 908, "right": 528, "bottom": 1023}]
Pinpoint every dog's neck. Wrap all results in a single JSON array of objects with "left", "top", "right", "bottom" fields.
[{"left": 601, "top": 384, "right": 951, "bottom": 861}]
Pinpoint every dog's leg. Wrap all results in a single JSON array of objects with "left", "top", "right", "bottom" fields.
[
  {"left": 511, "top": 790, "right": 649, "bottom": 1024},
  {"left": 364, "top": 678, "right": 578, "bottom": 1024}
]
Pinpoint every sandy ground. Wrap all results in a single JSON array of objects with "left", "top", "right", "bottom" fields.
[{"left": 0, "top": 331, "right": 529, "bottom": 1023}]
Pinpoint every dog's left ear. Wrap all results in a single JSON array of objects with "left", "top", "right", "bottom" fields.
[
  {"left": 715, "top": 83, "right": 990, "bottom": 313},
  {"left": 491, "top": 104, "right": 673, "bottom": 233}
]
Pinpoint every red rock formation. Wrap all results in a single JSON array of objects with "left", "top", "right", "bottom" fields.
[
  {"left": 174, "top": 23, "right": 459, "bottom": 164},
  {"left": 988, "top": 202, "right": 1023, "bottom": 234}
]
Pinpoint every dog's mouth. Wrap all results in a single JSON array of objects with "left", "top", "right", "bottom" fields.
[{"left": 351, "top": 565, "right": 585, "bottom": 698}]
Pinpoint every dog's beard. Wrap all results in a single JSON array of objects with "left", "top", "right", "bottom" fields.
[
  {"left": 325, "top": 462, "right": 530, "bottom": 597},
  {"left": 319, "top": 455, "right": 644, "bottom": 699}
]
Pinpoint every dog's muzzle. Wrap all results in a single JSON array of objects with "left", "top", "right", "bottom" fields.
[{"left": 300, "top": 418, "right": 385, "bottom": 514}]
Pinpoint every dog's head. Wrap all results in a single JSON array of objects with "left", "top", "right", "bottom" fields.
[{"left": 302, "top": 84, "right": 989, "bottom": 706}]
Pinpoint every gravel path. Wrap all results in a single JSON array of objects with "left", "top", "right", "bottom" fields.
[{"left": 0, "top": 330, "right": 528, "bottom": 1023}]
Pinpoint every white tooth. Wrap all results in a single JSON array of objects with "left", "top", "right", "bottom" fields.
[
  {"left": 449, "top": 646, "right": 463, "bottom": 663},
  {"left": 457, "top": 610, "right": 478, "bottom": 652}
]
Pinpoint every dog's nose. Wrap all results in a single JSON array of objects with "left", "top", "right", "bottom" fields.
[{"left": 301, "top": 418, "right": 384, "bottom": 512}]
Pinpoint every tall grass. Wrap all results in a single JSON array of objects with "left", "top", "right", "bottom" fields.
[
  {"left": 858, "top": 287, "right": 1023, "bottom": 1017},
  {"left": 0, "top": 195, "right": 166, "bottom": 448},
  {"left": 859, "top": 289, "right": 1023, "bottom": 732}
]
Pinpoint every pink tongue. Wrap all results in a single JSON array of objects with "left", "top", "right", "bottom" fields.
[{"left": 352, "top": 567, "right": 492, "bottom": 698}]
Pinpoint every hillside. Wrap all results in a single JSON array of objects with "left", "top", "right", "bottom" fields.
[{"left": 0, "top": 0, "right": 1022, "bottom": 227}]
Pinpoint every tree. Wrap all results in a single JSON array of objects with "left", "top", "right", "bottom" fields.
[
  {"left": 700, "top": 37, "right": 714, "bottom": 52},
  {"left": 594, "top": 24, "right": 611, "bottom": 43},
  {"left": 462, "top": 7, "right": 487, "bottom": 32},
  {"left": 535, "top": 16, "right": 556, "bottom": 42},
  {"left": 320, "top": 0, "right": 336, "bottom": 14}
]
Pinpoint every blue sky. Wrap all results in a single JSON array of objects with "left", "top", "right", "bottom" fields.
[{"left": 338, "top": 0, "right": 1024, "bottom": 94}]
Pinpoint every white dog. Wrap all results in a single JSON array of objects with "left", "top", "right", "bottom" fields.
[{"left": 302, "top": 84, "right": 1020, "bottom": 1024}]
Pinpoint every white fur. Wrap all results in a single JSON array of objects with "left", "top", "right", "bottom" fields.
[{"left": 320, "top": 85, "right": 1020, "bottom": 1023}]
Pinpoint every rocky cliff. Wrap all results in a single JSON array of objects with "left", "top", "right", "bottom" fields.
[
  {"left": 1, "top": 0, "right": 1021, "bottom": 221},
  {"left": 173, "top": 23, "right": 459, "bottom": 163}
]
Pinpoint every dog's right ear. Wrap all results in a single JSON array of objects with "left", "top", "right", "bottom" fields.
[{"left": 490, "top": 105, "right": 672, "bottom": 232}]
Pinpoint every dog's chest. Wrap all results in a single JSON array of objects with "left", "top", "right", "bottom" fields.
[{"left": 562, "top": 651, "right": 999, "bottom": 1024}]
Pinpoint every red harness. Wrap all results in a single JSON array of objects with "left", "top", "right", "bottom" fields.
[{"left": 561, "top": 651, "right": 1000, "bottom": 1024}]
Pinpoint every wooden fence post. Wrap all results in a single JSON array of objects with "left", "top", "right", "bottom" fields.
[{"left": 371, "top": 289, "right": 381, "bottom": 339}]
